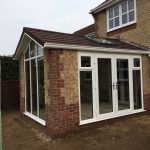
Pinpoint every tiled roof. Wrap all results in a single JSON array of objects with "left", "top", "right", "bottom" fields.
[
  {"left": 73, "top": 24, "right": 95, "bottom": 36},
  {"left": 22, "top": 27, "right": 145, "bottom": 50},
  {"left": 23, "top": 27, "right": 100, "bottom": 47},
  {"left": 14, "top": 27, "right": 149, "bottom": 59}
]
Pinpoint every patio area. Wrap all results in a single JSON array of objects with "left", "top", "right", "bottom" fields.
[{"left": 2, "top": 110, "right": 150, "bottom": 150}]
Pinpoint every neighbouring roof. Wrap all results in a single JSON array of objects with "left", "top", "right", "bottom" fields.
[
  {"left": 73, "top": 24, "right": 95, "bottom": 36},
  {"left": 14, "top": 27, "right": 150, "bottom": 60},
  {"left": 90, "top": 0, "right": 122, "bottom": 14}
]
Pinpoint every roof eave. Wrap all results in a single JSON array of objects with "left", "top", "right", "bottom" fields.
[
  {"left": 13, "top": 31, "right": 44, "bottom": 60},
  {"left": 44, "top": 42, "right": 150, "bottom": 55},
  {"left": 90, "top": 0, "right": 122, "bottom": 14}
]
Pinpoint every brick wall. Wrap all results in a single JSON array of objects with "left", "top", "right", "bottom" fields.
[
  {"left": 44, "top": 49, "right": 79, "bottom": 137},
  {"left": 142, "top": 55, "right": 150, "bottom": 110},
  {"left": 93, "top": 0, "right": 150, "bottom": 48},
  {"left": 19, "top": 55, "right": 25, "bottom": 114}
]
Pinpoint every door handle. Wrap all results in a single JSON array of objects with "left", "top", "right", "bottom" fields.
[
  {"left": 116, "top": 82, "right": 119, "bottom": 90},
  {"left": 112, "top": 82, "right": 115, "bottom": 90}
]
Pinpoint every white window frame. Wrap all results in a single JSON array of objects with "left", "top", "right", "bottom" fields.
[
  {"left": 132, "top": 57, "right": 144, "bottom": 110},
  {"left": 78, "top": 52, "right": 144, "bottom": 125},
  {"left": 107, "top": 0, "right": 137, "bottom": 32},
  {"left": 24, "top": 40, "right": 45, "bottom": 126}
]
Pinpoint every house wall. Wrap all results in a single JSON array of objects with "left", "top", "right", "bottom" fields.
[
  {"left": 93, "top": 0, "right": 150, "bottom": 48},
  {"left": 142, "top": 55, "right": 150, "bottom": 110},
  {"left": 44, "top": 49, "right": 79, "bottom": 137},
  {"left": 19, "top": 55, "right": 25, "bottom": 114}
]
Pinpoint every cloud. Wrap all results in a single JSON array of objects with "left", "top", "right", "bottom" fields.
[{"left": 0, "top": 0, "right": 105, "bottom": 55}]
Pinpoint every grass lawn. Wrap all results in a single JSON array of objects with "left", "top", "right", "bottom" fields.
[{"left": 2, "top": 111, "right": 150, "bottom": 150}]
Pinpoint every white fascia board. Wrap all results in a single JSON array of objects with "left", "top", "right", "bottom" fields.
[
  {"left": 14, "top": 33, "right": 43, "bottom": 60},
  {"left": 24, "top": 33, "right": 44, "bottom": 48},
  {"left": 44, "top": 42, "right": 150, "bottom": 55},
  {"left": 90, "top": 0, "right": 121, "bottom": 14}
]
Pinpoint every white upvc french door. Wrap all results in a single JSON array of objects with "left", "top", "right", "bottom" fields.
[
  {"left": 95, "top": 54, "right": 133, "bottom": 118},
  {"left": 114, "top": 56, "right": 133, "bottom": 114},
  {"left": 79, "top": 52, "right": 144, "bottom": 124},
  {"left": 95, "top": 55, "right": 116, "bottom": 119}
]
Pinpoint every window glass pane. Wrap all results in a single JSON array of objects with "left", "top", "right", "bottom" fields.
[
  {"left": 122, "top": 2, "right": 127, "bottom": 14},
  {"left": 114, "top": 6, "right": 119, "bottom": 17},
  {"left": 128, "top": 0, "right": 134, "bottom": 11},
  {"left": 109, "top": 19, "right": 114, "bottom": 29},
  {"left": 98, "top": 58, "right": 113, "bottom": 114},
  {"left": 134, "top": 58, "right": 140, "bottom": 67},
  {"left": 31, "top": 59, "right": 37, "bottom": 116},
  {"left": 117, "top": 59, "right": 130, "bottom": 111},
  {"left": 122, "top": 14, "right": 128, "bottom": 24},
  {"left": 81, "top": 56, "right": 91, "bottom": 67},
  {"left": 133, "top": 70, "right": 142, "bottom": 109},
  {"left": 80, "top": 71, "right": 93, "bottom": 120},
  {"left": 115, "top": 17, "right": 119, "bottom": 27},
  {"left": 37, "top": 45, "right": 43, "bottom": 55},
  {"left": 129, "top": 11, "right": 135, "bottom": 22},
  {"left": 37, "top": 57, "right": 45, "bottom": 120},
  {"left": 109, "top": 8, "right": 113, "bottom": 19},
  {"left": 25, "top": 48, "right": 29, "bottom": 59},
  {"left": 25, "top": 61, "right": 31, "bottom": 112},
  {"left": 30, "top": 41, "right": 36, "bottom": 57}
]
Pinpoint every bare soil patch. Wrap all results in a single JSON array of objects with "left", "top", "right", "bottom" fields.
[{"left": 2, "top": 111, "right": 150, "bottom": 150}]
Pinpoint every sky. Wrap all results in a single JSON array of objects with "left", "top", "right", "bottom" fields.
[{"left": 0, "top": 0, "right": 105, "bottom": 55}]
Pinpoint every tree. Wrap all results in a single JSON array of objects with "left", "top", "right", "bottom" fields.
[{"left": 0, "top": 56, "right": 19, "bottom": 81}]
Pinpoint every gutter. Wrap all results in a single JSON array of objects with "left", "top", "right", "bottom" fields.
[
  {"left": 44, "top": 42, "right": 150, "bottom": 55},
  {"left": 90, "top": 0, "right": 122, "bottom": 14}
]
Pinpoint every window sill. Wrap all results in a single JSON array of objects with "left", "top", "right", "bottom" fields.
[
  {"left": 107, "top": 21, "right": 137, "bottom": 33},
  {"left": 24, "top": 112, "right": 46, "bottom": 126}
]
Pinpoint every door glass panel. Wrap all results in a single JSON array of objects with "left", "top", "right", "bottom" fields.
[
  {"left": 117, "top": 59, "right": 130, "bottom": 110},
  {"left": 31, "top": 59, "right": 37, "bottom": 116},
  {"left": 133, "top": 70, "right": 142, "bottom": 109},
  {"left": 80, "top": 71, "right": 93, "bottom": 120},
  {"left": 25, "top": 61, "right": 31, "bottom": 112},
  {"left": 37, "top": 57, "right": 45, "bottom": 119},
  {"left": 98, "top": 58, "right": 113, "bottom": 114}
]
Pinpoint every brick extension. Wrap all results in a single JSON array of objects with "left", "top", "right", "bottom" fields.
[
  {"left": 17, "top": 0, "right": 150, "bottom": 138},
  {"left": 44, "top": 49, "right": 79, "bottom": 137}
]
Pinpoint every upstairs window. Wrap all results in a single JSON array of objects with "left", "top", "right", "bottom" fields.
[
  {"left": 109, "top": 6, "right": 120, "bottom": 29},
  {"left": 107, "top": 0, "right": 136, "bottom": 32}
]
